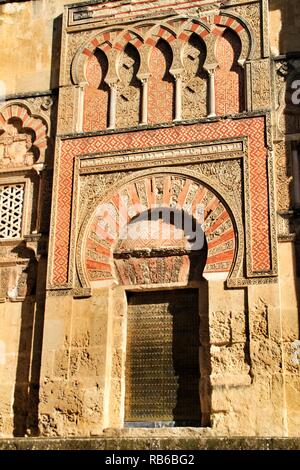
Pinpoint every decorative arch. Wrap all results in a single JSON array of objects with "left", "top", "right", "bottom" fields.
[
  {"left": 116, "top": 43, "right": 142, "bottom": 128},
  {"left": 182, "top": 33, "right": 208, "bottom": 119},
  {"left": 211, "top": 13, "right": 253, "bottom": 64},
  {"left": 112, "top": 28, "right": 144, "bottom": 51},
  {"left": 176, "top": 14, "right": 253, "bottom": 66},
  {"left": 215, "top": 27, "right": 245, "bottom": 115},
  {"left": 83, "top": 49, "right": 110, "bottom": 131},
  {"left": 71, "top": 29, "right": 116, "bottom": 84},
  {"left": 0, "top": 103, "right": 48, "bottom": 164},
  {"left": 72, "top": 28, "right": 145, "bottom": 85},
  {"left": 144, "top": 23, "right": 177, "bottom": 47},
  {"left": 148, "top": 38, "right": 174, "bottom": 124},
  {"left": 71, "top": 13, "right": 253, "bottom": 86},
  {"left": 77, "top": 170, "right": 240, "bottom": 288}
]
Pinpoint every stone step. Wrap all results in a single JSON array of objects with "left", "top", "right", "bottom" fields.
[{"left": 0, "top": 437, "right": 300, "bottom": 451}]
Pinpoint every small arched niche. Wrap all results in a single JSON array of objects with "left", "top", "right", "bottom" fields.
[
  {"left": 215, "top": 28, "right": 245, "bottom": 115},
  {"left": 1, "top": 117, "right": 38, "bottom": 167},
  {"left": 148, "top": 39, "right": 175, "bottom": 124},
  {"left": 116, "top": 43, "right": 142, "bottom": 128},
  {"left": 182, "top": 33, "right": 208, "bottom": 120},
  {"left": 83, "top": 49, "right": 109, "bottom": 131}
]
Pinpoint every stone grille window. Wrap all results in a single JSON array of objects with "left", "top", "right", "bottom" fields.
[{"left": 0, "top": 184, "right": 24, "bottom": 239}]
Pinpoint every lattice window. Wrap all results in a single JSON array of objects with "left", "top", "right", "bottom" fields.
[{"left": 0, "top": 184, "right": 24, "bottom": 239}]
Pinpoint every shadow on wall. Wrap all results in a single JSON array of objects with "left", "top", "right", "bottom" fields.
[
  {"left": 269, "top": 0, "right": 300, "bottom": 55},
  {"left": 12, "top": 15, "right": 62, "bottom": 437},
  {"left": 269, "top": 0, "right": 300, "bottom": 336},
  {"left": 12, "top": 249, "right": 40, "bottom": 436},
  {"left": 170, "top": 284, "right": 211, "bottom": 428}
]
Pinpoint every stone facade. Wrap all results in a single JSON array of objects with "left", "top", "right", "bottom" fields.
[{"left": 0, "top": 0, "right": 300, "bottom": 439}]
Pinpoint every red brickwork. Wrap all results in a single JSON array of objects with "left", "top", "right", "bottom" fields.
[
  {"left": 148, "top": 40, "right": 174, "bottom": 124},
  {"left": 84, "top": 176, "right": 235, "bottom": 283},
  {"left": 53, "top": 117, "right": 269, "bottom": 285},
  {"left": 83, "top": 51, "right": 109, "bottom": 131},
  {"left": 215, "top": 29, "right": 245, "bottom": 116}
]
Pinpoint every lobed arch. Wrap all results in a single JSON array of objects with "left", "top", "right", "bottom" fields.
[
  {"left": 114, "top": 40, "right": 143, "bottom": 83},
  {"left": 0, "top": 102, "right": 48, "bottom": 162},
  {"left": 181, "top": 33, "right": 208, "bottom": 119},
  {"left": 139, "top": 23, "right": 179, "bottom": 77},
  {"left": 211, "top": 13, "right": 254, "bottom": 65},
  {"left": 214, "top": 26, "right": 245, "bottom": 114},
  {"left": 144, "top": 22, "right": 177, "bottom": 46},
  {"left": 72, "top": 28, "right": 146, "bottom": 85},
  {"left": 147, "top": 38, "right": 175, "bottom": 123},
  {"left": 112, "top": 28, "right": 145, "bottom": 51},
  {"left": 176, "top": 14, "right": 252, "bottom": 68},
  {"left": 72, "top": 29, "right": 116, "bottom": 84},
  {"left": 72, "top": 13, "right": 253, "bottom": 85},
  {"left": 83, "top": 49, "right": 110, "bottom": 131},
  {"left": 176, "top": 19, "right": 215, "bottom": 70},
  {"left": 76, "top": 169, "right": 243, "bottom": 289}
]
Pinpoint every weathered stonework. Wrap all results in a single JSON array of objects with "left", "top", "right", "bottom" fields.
[{"left": 0, "top": 0, "right": 299, "bottom": 442}]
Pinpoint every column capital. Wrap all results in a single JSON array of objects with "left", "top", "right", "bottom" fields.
[
  {"left": 78, "top": 81, "right": 88, "bottom": 88},
  {"left": 107, "top": 80, "right": 119, "bottom": 89},
  {"left": 170, "top": 68, "right": 184, "bottom": 81},
  {"left": 139, "top": 76, "right": 149, "bottom": 85},
  {"left": 205, "top": 67, "right": 217, "bottom": 75}
]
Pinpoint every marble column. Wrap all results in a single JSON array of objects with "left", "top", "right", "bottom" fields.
[
  {"left": 208, "top": 70, "right": 216, "bottom": 118},
  {"left": 108, "top": 84, "right": 117, "bottom": 129},
  {"left": 174, "top": 74, "right": 182, "bottom": 121},
  {"left": 141, "top": 78, "right": 148, "bottom": 125}
]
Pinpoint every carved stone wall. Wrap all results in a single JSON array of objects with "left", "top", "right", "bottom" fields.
[
  {"left": 250, "top": 59, "right": 271, "bottom": 111},
  {"left": 56, "top": 86, "right": 76, "bottom": 134},
  {"left": 0, "top": 97, "right": 52, "bottom": 437},
  {"left": 1, "top": 0, "right": 300, "bottom": 441},
  {"left": 275, "top": 141, "right": 292, "bottom": 213}
]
